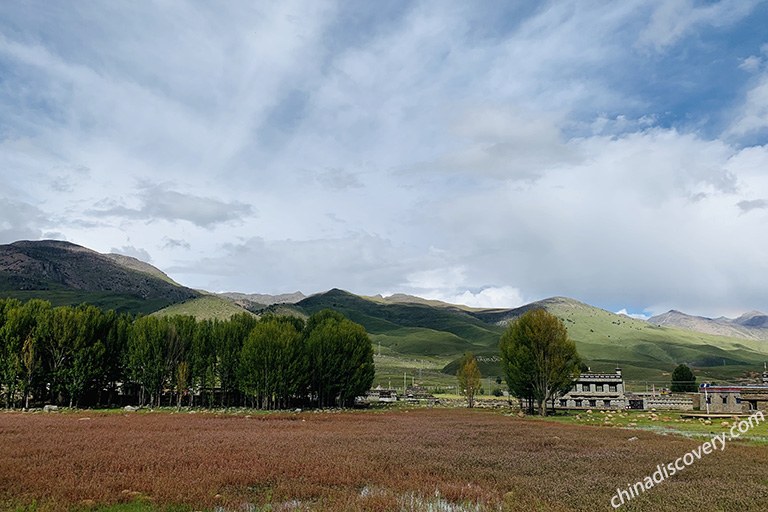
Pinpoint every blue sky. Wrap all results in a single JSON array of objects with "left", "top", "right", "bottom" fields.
[{"left": 2, "top": 0, "right": 768, "bottom": 317}]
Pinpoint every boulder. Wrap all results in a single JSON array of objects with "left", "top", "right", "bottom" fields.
[
  {"left": 43, "top": 405, "right": 58, "bottom": 412},
  {"left": 123, "top": 405, "right": 138, "bottom": 412}
]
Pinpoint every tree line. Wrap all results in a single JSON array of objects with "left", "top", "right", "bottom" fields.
[{"left": 0, "top": 298, "right": 374, "bottom": 410}]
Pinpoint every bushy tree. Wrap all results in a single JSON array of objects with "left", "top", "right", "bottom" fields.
[
  {"left": 456, "top": 352, "right": 482, "bottom": 408},
  {"left": 671, "top": 364, "right": 697, "bottom": 392},
  {"left": 305, "top": 310, "right": 374, "bottom": 408},
  {"left": 239, "top": 316, "right": 305, "bottom": 409},
  {"left": 499, "top": 309, "right": 581, "bottom": 416}
]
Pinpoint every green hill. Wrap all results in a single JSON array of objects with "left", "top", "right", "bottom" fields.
[
  {"left": 153, "top": 294, "right": 255, "bottom": 320},
  {"left": 287, "top": 292, "right": 768, "bottom": 389}
]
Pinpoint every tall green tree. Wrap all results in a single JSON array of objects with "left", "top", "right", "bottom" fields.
[
  {"left": 305, "top": 310, "right": 374, "bottom": 408},
  {"left": 499, "top": 309, "right": 581, "bottom": 416},
  {"left": 239, "top": 316, "right": 304, "bottom": 409},
  {"left": 216, "top": 313, "right": 259, "bottom": 407},
  {"left": 127, "top": 315, "right": 169, "bottom": 406},
  {"left": 456, "top": 352, "right": 482, "bottom": 408},
  {"left": 671, "top": 364, "right": 697, "bottom": 392},
  {"left": 190, "top": 318, "right": 216, "bottom": 407}
]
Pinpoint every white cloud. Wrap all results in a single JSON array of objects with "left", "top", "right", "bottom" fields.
[
  {"left": 439, "top": 287, "right": 526, "bottom": 309},
  {"left": 615, "top": 308, "right": 649, "bottom": 321},
  {"left": 637, "top": 0, "right": 760, "bottom": 53},
  {"left": 727, "top": 72, "right": 768, "bottom": 137},
  {"left": 2, "top": 0, "right": 768, "bottom": 318}
]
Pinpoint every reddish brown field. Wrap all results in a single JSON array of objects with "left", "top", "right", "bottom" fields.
[{"left": 1, "top": 408, "right": 767, "bottom": 511}]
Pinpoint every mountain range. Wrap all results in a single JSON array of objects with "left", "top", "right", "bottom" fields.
[
  {"left": 2, "top": 239, "right": 767, "bottom": 386},
  {"left": 648, "top": 309, "right": 768, "bottom": 340}
]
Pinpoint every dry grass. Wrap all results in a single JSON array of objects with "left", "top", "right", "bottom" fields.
[{"left": 1, "top": 408, "right": 767, "bottom": 511}]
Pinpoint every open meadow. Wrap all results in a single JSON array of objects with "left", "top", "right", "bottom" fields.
[{"left": 2, "top": 408, "right": 768, "bottom": 512}]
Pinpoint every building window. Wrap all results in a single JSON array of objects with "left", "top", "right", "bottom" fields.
[
  {"left": 609, "top": 384, "right": 617, "bottom": 392},
  {"left": 595, "top": 384, "right": 603, "bottom": 392},
  {"left": 575, "top": 400, "right": 582, "bottom": 407},
  {"left": 722, "top": 396, "right": 728, "bottom": 404},
  {"left": 736, "top": 397, "right": 741, "bottom": 404},
  {"left": 560, "top": 399, "right": 567, "bottom": 407},
  {"left": 603, "top": 400, "right": 611, "bottom": 407},
  {"left": 582, "top": 384, "right": 590, "bottom": 392},
  {"left": 706, "top": 396, "right": 711, "bottom": 404},
  {"left": 589, "top": 399, "right": 597, "bottom": 407}
]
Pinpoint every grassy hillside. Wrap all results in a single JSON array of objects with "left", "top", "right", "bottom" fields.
[
  {"left": 471, "top": 297, "right": 768, "bottom": 387},
  {"left": 288, "top": 292, "right": 768, "bottom": 390},
  {"left": 153, "top": 294, "right": 255, "bottom": 320},
  {"left": 0, "top": 284, "right": 174, "bottom": 315}
]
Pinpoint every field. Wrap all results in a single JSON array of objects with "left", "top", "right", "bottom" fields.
[{"left": 2, "top": 408, "right": 768, "bottom": 512}]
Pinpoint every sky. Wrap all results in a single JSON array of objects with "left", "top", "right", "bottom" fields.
[{"left": 2, "top": 1, "right": 768, "bottom": 318}]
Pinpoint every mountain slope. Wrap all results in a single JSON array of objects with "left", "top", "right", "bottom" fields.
[
  {"left": 648, "top": 309, "right": 768, "bottom": 340},
  {"left": 0, "top": 240, "right": 199, "bottom": 314}
]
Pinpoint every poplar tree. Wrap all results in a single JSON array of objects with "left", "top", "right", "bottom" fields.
[{"left": 457, "top": 352, "right": 482, "bottom": 408}]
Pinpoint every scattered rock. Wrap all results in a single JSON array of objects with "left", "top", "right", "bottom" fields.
[
  {"left": 628, "top": 422, "right": 637, "bottom": 427},
  {"left": 586, "top": 409, "right": 593, "bottom": 414},
  {"left": 78, "top": 417, "right": 91, "bottom": 421},
  {"left": 721, "top": 421, "right": 730, "bottom": 427},
  {"left": 295, "top": 408, "right": 302, "bottom": 413},
  {"left": 628, "top": 436, "right": 639, "bottom": 442},
  {"left": 517, "top": 411, "right": 526, "bottom": 418},
  {"left": 43, "top": 405, "right": 58, "bottom": 412},
  {"left": 123, "top": 405, "right": 138, "bottom": 412},
  {"left": 704, "top": 420, "right": 712, "bottom": 425},
  {"left": 188, "top": 411, "right": 196, "bottom": 414}
]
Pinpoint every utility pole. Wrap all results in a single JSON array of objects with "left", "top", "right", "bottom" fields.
[{"left": 704, "top": 384, "right": 710, "bottom": 415}]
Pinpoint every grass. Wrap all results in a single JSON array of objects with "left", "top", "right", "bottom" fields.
[
  {"left": 0, "top": 289, "right": 173, "bottom": 316},
  {"left": 153, "top": 295, "right": 255, "bottom": 321},
  {"left": 527, "top": 408, "right": 768, "bottom": 445},
  {"left": 2, "top": 408, "right": 768, "bottom": 511}
]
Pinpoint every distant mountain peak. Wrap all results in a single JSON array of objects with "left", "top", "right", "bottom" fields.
[{"left": 648, "top": 308, "right": 768, "bottom": 340}]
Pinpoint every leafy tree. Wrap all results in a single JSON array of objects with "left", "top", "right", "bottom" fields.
[
  {"left": 456, "top": 352, "right": 482, "bottom": 408},
  {"left": 305, "top": 310, "right": 374, "bottom": 408},
  {"left": 216, "top": 313, "right": 259, "bottom": 407},
  {"left": 239, "top": 317, "right": 304, "bottom": 409},
  {"left": 499, "top": 309, "right": 581, "bottom": 416},
  {"left": 176, "top": 361, "right": 189, "bottom": 411},
  {"left": 127, "top": 315, "right": 169, "bottom": 406},
  {"left": 671, "top": 364, "right": 697, "bottom": 392},
  {"left": 190, "top": 319, "right": 216, "bottom": 407}
]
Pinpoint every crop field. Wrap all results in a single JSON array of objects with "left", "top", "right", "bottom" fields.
[{"left": 2, "top": 408, "right": 768, "bottom": 512}]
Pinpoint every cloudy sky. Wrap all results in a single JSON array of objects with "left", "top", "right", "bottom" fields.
[{"left": 2, "top": 1, "right": 768, "bottom": 317}]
